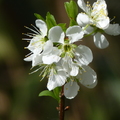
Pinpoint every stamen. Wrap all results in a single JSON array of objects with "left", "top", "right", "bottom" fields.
[
  {"left": 24, "top": 26, "right": 40, "bottom": 34},
  {"left": 25, "top": 52, "right": 32, "bottom": 57},
  {"left": 31, "top": 24, "right": 41, "bottom": 34},
  {"left": 22, "top": 38, "right": 31, "bottom": 40},
  {"left": 29, "top": 67, "right": 41, "bottom": 74},
  {"left": 39, "top": 65, "right": 48, "bottom": 77},
  {"left": 110, "top": 16, "right": 116, "bottom": 22},
  {"left": 22, "top": 33, "right": 33, "bottom": 37}
]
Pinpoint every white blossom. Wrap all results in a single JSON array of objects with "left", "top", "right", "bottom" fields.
[
  {"left": 77, "top": 0, "right": 110, "bottom": 29},
  {"left": 77, "top": 0, "right": 109, "bottom": 49}
]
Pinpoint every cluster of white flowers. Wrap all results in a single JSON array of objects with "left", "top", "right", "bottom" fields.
[
  {"left": 23, "top": 0, "right": 120, "bottom": 99},
  {"left": 77, "top": 0, "right": 120, "bottom": 49}
]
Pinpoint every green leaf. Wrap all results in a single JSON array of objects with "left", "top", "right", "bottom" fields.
[
  {"left": 46, "top": 12, "right": 57, "bottom": 30},
  {"left": 58, "top": 23, "right": 66, "bottom": 32},
  {"left": 64, "top": 0, "right": 78, "bottom": 26},
  {"left": 69, "top": 19, "right": 77, "bottom": 26},
  {"left": 39, "top": 90, "right": 56, "bottom": 100},
  {"left": 53, "top": 87, "right": 61, "bottom": 102},
  {"left": 34, "top": 13, "right": 45, "bottom": 21},
  {"left": 64, "top": 0, "right": 78, "bottom": 19}
]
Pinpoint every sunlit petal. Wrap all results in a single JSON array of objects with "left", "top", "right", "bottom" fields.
[
  {"left": 75, "top": 45, "right": 93, "bottom": 65},
  {"left": 79, "top": 65, "right": 97, "bottom": 88},
  {"left": 48, "top": 26, "right": 65, "bottom": 44},
  {"left": 35, "top": 19, "right": 47, "bottom": 37},
  {"left": 64, "top": 81, "right": 79, "bottom": 99},
  {"left": 66, "top": 26, "right": 84, "bottom": 43},
  {"left": 105, "top": 24, "right": 120, "bottom": 36},
  {"left": 94, "top": 32, "right": 109, "bottom": 49}
]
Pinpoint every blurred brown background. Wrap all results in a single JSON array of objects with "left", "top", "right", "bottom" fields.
[{"left": 0, "top": 0, "right": 120, "bottom": 120}]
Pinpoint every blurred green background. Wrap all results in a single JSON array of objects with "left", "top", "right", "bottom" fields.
[{"left": 0, "top": 0, "right": 120, "bottom": 120}]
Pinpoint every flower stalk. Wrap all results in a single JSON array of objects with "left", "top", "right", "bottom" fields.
[{"left": 59, "top": 86, "right": 65, "bottom": 120}]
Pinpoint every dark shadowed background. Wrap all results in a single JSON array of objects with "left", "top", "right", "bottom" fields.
[{"left": 0, "top": 0, "right": 120, "bottom": 120}]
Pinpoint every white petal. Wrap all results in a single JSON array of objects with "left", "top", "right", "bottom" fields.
[
  {"left": 79, "top": 65, "right": 97, "bottom": 88},
  {"left": 94, "top": 32, "right": 109, "bottom": 49},
  {"left": 51, "top": 47, "right": 61, "bottom": 55},
  {"left": 24, "top": 54, "right": 33, "bottom": 61},
  {"left": 35, "top": 19, "right": 47, "bottom": 37},
  {"left": 66, "top": 26, "right": 84, "bottom": 43},
  {"left": 61, "top": 56, "right": 78, "bottom": 76},
  {"left": 48, "top": 26, "right": 65, "bottom": 44},
  {"left": 82, "top": 26, "right": 94, "bottom": 34},
  {"left": 77, "top": 0, "right": 88, "bottom": 12},
  {"left": 47, "top": 70, "right": 66, "bottom": 90},
  {"left": 75, "top": 45, "right": 93, "bottom": 65},
  {"left": 70, "top": 64, "right": 79, "bottom": 76},
  {"left": 96, "top": 17, "right": 110, "bottom": 29},
  {"left": 64, "top": 81, "right": 79, "bottom": 99},
  {"left": 42, "top": 40, "right": 53, "bottom": 55},
  {"left": 105, "top": 24, "right": 120, "bottom": 36},
  {"left": 76, "top": 13, "right": 90, "bottom": 27},
  {"left": 27, "top": 35, "right": 43, "bottom": 53},
  {"left": 42, "top": 55, "right": 61, "bottom": 64},
  {"left": 92, "top": 0, "right": 107, "bottom": 16},
  {"left": 42, "top": 47, "right": 61, "bottom": 64},
  {"left": 32, "top": 54, "right": 42, "bottom": 67}
]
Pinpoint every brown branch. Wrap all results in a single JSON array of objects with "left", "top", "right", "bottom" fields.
[{"left": 59, "top": 86, "right": 65, "bottom": 120}]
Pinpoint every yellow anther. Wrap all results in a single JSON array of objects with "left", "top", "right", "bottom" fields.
[
  {"left": 24, "top": 47, "right": 27, "bottom": 49},
  {"left": 87, "top": 1, "right": 89, "bottom": 4}
]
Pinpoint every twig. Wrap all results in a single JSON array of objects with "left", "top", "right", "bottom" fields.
[{"left": 59, "top": 86, "right": 65, "bottom": 120}]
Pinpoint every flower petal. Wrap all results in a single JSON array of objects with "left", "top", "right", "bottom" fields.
[
  {"left": 93, "top": 32, "right": 109, "bottom": 49},
  {"left": 92, "top": 0, "right": 108, "bottom": 16},
  {"left": 75, "top": 45, "right": 93, "bottom": 65},
  {"left": 47, "top": 69, "right": 66, "bottom": 90},
  {"left": 42, "top": 55, "right": 61, "bottom": 64},
  {"left": 105, "top": 24, "right": 120, "bottom": 36},
  {"left": 64, "top": 81, "right": 79, "bottom": 99},
  {"left": 79, "top": 65, "right": 97, "bottom": 88},
  {"left": 48, "top": 26, "right": 65, "bottom": 44},
  {"left": 42, "top": 47, "right": 61, "bottom": 64},
  {"left": 77, "top": 0, "right": 88, "bottom": 12},
  {"left": 42, "top": 40, "right": 53, "bottom": 55},
  {"left": 76, "top": 13, "right": 90, "bottom": 27},
  {"left": 66, "top": 26, "right": 84, "bottom": 43},
  {"left": 35, "top": 20, "right": 47, "bottom": 37},
  {"left": 96, "top": 17, "right": 110, "bottom": 29},
  {"left": 27, "top": 36, "right": 43, "bottom": 53},
  {"left": 24, "top": 54, "right": 33, "bottom": 61},
  {"left": 61, "top": 56, "right": 79, "bottom": 76},
  {"left": 32, "top": 54, "right": 42, "bottom": 67},
  {"left": 70, "top": 64, "right": 79, "bottom": 76},
  {"left": 82, "top": 26, "right": 94, "bottom": 34}
]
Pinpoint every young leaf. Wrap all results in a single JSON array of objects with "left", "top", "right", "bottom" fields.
[
  {"left": 34, "top": 13, "right": 45, "bottom": 21},
  {"left": 46, "top": 12, "right": 57, "bottom": 29},
  {"left": 64, "top": 0, "right": 78, "bottom": 19},
  {"left": 69, "top": 19, "right": 77, "bottom": 26},
  {"left": 58, "top": 23, "right": 66, "bottom": 32},
  {"left": 39, "top": 90, "right": 56, "bottom": 100},
  {"left": 64, "top": 0, "right": 78, "bottom": 26},
  {"left": 53, "top": 87, "right": 61, "bottom": 102}
]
